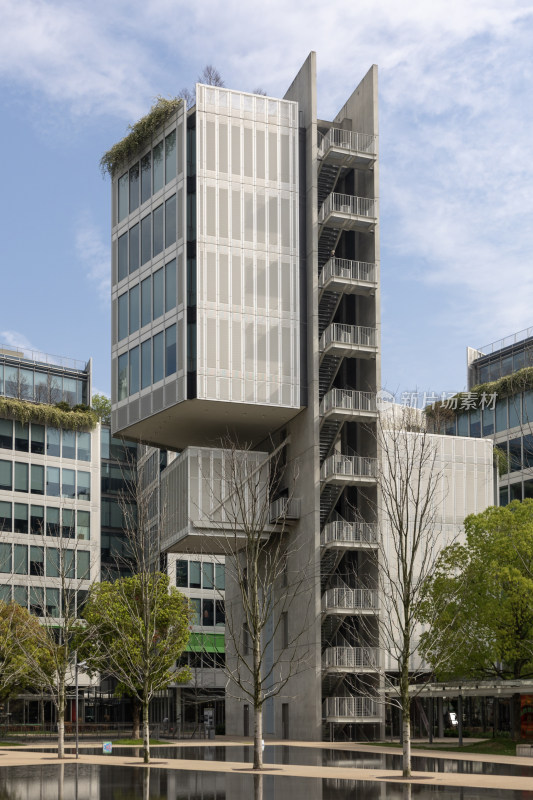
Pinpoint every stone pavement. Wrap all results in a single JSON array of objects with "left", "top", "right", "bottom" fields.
[{"left": 1, "top": 739, "right": 533, "bottom": 793}]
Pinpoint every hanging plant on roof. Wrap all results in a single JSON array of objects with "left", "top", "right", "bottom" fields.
[{"left": 100, "top": 96, "right": 183, "bottom": 178}]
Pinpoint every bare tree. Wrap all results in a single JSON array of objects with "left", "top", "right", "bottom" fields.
[
  {"left": 184, "top": 437, "right": 312, "bottom": 770},
  {"left": 358, "top": 406, "right": 464, "bottom": 777},
  {"left": 179, "top": 65, "right": 225, "bottom": 109},
  {"left": 16, "top": 506, "right": 97, "bottom": 758}
]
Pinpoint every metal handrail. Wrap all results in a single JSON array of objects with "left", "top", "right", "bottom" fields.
[
  {"left": 320, "top": 388, "right": 377, "bottom": 416},
  {"left": 319, "top": 257, "right": 377, "bottom": 287},
  {"left": 320, "top": 323, "right": 377, "bottom": 351},
  {"left": 321, "top": 520, "right": 378, "bottom": 546},
  {"left": 322, "top": 646, "right": 379, "bottom": 669},
  {"left": 269, "top": 497, "right": 301, "bottom": 522},
  {"left": 324, "top": 696, "right": 379, "bottom": 718},
  {"left": 318, "top": 193, "right": 376, "bottom": 223},
  {"left": 322, "top": 587, "right": 379, "bottom": 611},
  {"left": 320, "top": 454, "right": 378, "bottom": 481},
  {"left": 318, "top": 128, "right": 376, "bottom": 157}
]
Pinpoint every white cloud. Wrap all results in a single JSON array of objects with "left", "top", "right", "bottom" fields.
[
  {"left": 0, "top": 330, "right": 38, "bottom": 353},
  {"left": 75, "top": 214, "right": 110, "bottom": 305}
]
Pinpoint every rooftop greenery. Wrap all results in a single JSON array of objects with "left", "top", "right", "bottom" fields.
[
  {"left": 0, "top": 397, "right": 98, "bottom": 431},
  {"left": 100, "top": 96, "right": 183, "bottom": 178},
  {"left": 425, "top": 366, "right": 533, "bottom": 420}
]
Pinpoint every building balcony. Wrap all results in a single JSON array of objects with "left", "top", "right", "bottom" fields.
[
  {"left": 319, "top": 324, "right": 377, "bottom": 360},
  {"left": 318, "top": 128, "right": 377, "bottom": 168},
  {"left": 318, "top": 192, "right": 377, "bottom": 232},
  {"left": 321, "top": 520, "right": 378, "bottom": 550},
  {"left": 324, "top": 696, "right": 380, "bottom": 723},
  {"left": 322, "top": 587, "right": 379, "bottom": 615},
  {"left": 320, "top": 388, "right": 377, "bottom": 423},
  {"left": 320, "top": 454, "right": 378, "bottom": 487},
  {"left": 319, "top": 257, "right": 377, "bottom": 297},
  {"left": 269, "top": 497, "right": 301, "bottom": 524},
  {"left": 322, "top": 646, "right": 380, "bottom": 673}
]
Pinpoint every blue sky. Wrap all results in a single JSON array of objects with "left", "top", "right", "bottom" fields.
[{"left": 1, "top": 0, "right": 532, "bottom": 402}]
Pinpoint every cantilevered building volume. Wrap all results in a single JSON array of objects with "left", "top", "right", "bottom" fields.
[{"left": 110, "top": 53, "right": 381, "bottom": 740}]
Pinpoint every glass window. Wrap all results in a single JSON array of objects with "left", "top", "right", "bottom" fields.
[
  {"left": 46, "top": 507, "right": 60, "bottom": 537},
  {"left": 62, "top": 468, "right": 76, "bottom": 498},
  {"left": 509, "top": 438, "right": 522, "bottom": 472},
  {"left": 0, "top": 585, "right": 10, "bottom": 603},
  {"left": 118, "top": 353, "right": 128, "bottom": 401},
  {"left": 46, "top": 466, "right": 60, "bottom": 497},
  {"left": 14, "top": 545, "right": 27, "bottom": 575},
  {"left": 0, "top": 460, "right": 12, "bottom": 490},
  {"left": 78, "top": 550, "right": 90, "bottom": 580},
  {"left": 165, "top": 194, "right": 176, "bottom": 247},
  {"left": 77, "top": 471, "right": 91, "bottom": 501},
  {"left": 215, "top": 563, "right": 225, "bottom": 590},
  {"left": 4, "top": 366, "right": 18, "bottom": 397},
  {"left": 153, "top": 268, "right": 164, "bottom": 319},
  {"left": 141, "top": 339, "right": 151, "bottom": 389},
  {"left": 165, "top": 259, "right": 176, "bottom": 312},
  {"left": 118, "top": 233, "right": 128, "bottom": 282},
  {"left": 46, "top": 548, "right": 59, "bottom": 578},
  {"left": 62, "top": 508, "right": 75, "bottom": 538},
  {"left": 202, "top": 561, "right": 214, "bottom": 589},
  {"left": 77, "top": 590, "right": 88, "bottom": 615},
  {"left": 482, "top": 407, "right": 494, "bottom": 437},
  {"left": 19, "top": 369, "right": 34, "bottom": 401},
  {"left": 129, "top": 346, "right": 140, "bottom": 394},
  {"left": 77, "top": 510, "right": 90, "bottom": 541},
  {"left": 62, "top": 430, "right": 76, "bottom": 460},
  {"left": 202, "top": 599, "right": 214, "bottom": 626},
  {"left": 64, "top": 549, "right": 75, "bottom": 579},
  {"left": 509, "top": 396, "right": 521, "bottom": 429},
  {"left": 47, "top": 428, "right": 60, "bottom": 457},
  {"left": 189, "top": 561, "right": 201, "bottom": 588},
  {"left": 0, "top": 363, "right": 2, "bottom": 394},
  {"left": 190, "top": 598, "right": 201, "bottom": 625},
  {"left": 31, "top": 424, "right": 45, "bottom": 454},
  {"left": 129, "top": 284, "right": 140, "bottom": 334},
  {"left": 469, "top": 409, "right": 481, "bottom": 438},
  {"left": 30, "top": 505, "right": 44, "bottom": 535},
  {"left": 165, "top": 130, "right": 177, "bottom": 183},
  {"left": 15, "top": 462, "right": 28, "bottom": 492},
  {"left": 524, "top": 480, "right": 533, "bottom": 499},
  {"left": 457, "top": 413, "right": 469, "bottom": 436},
  {"left": 141, "top": 277, "right": 151, "bottom": 327},
  {"left": 118, "top": 173, "right": 129, "bottom": 222},
  {"left": 165, "top": 325, "right": 176, "bottom": 377},
  {"left": 153, "top": 204, "right": 164, "bottom": 256},
  {"left": 0, "top": 419, "right": 12, "bottom": 449},
  {"left": 215, "top": 599, "right": 225, "bottom": 626},
  {"left": 496, "top": 399, "right": 508, "bottom": 432},
  {"left": 14, "top": 503, "right": 28, "bottom": 534},
  {"left": 153, "top": 141, "right": 164, "bottom": 193},
  {"left": 29, "top": 546, "right": 44, "bottom": 578},
  {"left": 0, "top": 542, "right": 11, "bottom": 573},
  {"left": 141, "top": 152, "right": 151, "bottom": 204},
  {"left": 141, "top": 214, "right": 152, "bottom": 266},
  {"left": 0, "top": 500, "right": 12, "bottom": 531},
  {"left": 176, "top": 560, "right": 188, "bottom": 587},
  {"left": 153, "top": 332, "right": 164, "bottom": 383},
  {"left": 46, "top": 588, "right": 60, "bottom": 617},
  {"left": 77, "top": 432, "right": 91, "bottom": 462},
  {"left": 129, "top": 223, "right": 140, "bottom": 275},
  {"left": 129, "top": 162, "right": 140, "bottom": 213},
  {"left": 30, "top": 464, "right": 44, "bottom": 495},
  {"left": 118, "top": 293, "right": 128, "bottom": 341},
  {"left": 101, "top": 427, "right": 110, "bottom": 459},
  {"left": 15, "top": 422, "right": 29, "bottom": 452},
  {"left": 510, "top": 481, "right": 522, "bottom": 502},
  {"left": 63, "top": 377, "right": 76, "bottom": 406},
  {"left": 34, "top": 371, "right": 48, "bottom": 403},
  {"left": 524, "top": 390, "right": 533, "bottom": 426},
  {"left": 523, "top": 434, "right": 533, "bottom": 469},
  {"left": 14, "top": 585, "right": 28, "bottom": 608}
]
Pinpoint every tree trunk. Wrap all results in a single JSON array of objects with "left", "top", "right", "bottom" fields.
[
  {"left": 132, "top": 699, "right": 141, "bottom": 740},
  {"left": 400, "top": 647, "right": 411, "bottom": 776},
  {"left": 253, "top": 633, "right": 263, "bottom": 769},
  {"left": 253, "top": 771, "right": 263, "bottom": 800},
  {"left": 142, "top": 698, "right": 150, "bottom": 763},
  {"left": 402, "top": 709, "right": 411, "bottom": 777},
  {"left": 57, "top": 671, "right": 66, "bottom": 759}
]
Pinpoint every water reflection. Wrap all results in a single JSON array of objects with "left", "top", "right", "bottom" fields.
[{"left": 0, "top": 765, "right": 531, "bottom": 800}]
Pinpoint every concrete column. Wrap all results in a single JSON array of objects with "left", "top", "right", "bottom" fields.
[
  {"left": 428, "top": 698, "right": 434, "bottom": 744},
  {"left": 437, "top": 697, "right": 444, "bottom": 738}
]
